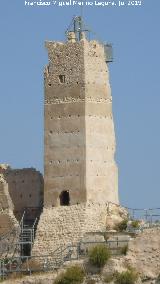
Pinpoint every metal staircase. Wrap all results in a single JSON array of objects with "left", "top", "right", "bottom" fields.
[{"left": 19, "top": 211, "right": 38, "bottom": 256}]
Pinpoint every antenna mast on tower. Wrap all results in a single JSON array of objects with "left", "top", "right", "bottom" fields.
[{"left": 66, "top": 16, "right": 90, "bottom": 41}]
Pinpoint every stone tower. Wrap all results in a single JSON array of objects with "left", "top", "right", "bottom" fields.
[
  {"left": 32, "top": 17, "right": 119, "bottom": 256},
  {"left": 44, "top": 17, "right": 119, "bottom": 207}
]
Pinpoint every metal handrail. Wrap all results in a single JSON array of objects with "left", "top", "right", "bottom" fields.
[{"left": 0, "top": 238, "right": 131, "bottom": 280}]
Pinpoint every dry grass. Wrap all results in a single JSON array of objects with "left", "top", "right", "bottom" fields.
[{"left": 7, "top": 272, "right": 24, "bottom": 280}]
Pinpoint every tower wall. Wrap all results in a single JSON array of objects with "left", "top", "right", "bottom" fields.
[
  {"left": 44, "top": 38, "right": 118, "bottom": 207},
  {"left": 84, "top": 41, "right": 118, "bottom": 204},
  {"left": 44, "top": 41, "right": 86, "bottom": 207}
]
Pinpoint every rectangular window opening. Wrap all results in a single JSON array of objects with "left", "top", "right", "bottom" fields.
[{"left": 59, "top": 75, "right": 66, "bottom": 83}]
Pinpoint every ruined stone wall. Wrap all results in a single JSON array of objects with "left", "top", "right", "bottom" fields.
[
  {"left": 0, "top": 174, "right": 13, "bottom": 212},
  {"left": 6, "top": 168, "right": 43, "bottom": 218},
  {"left": 0, "top": 165, "right": 43, "bottom": 220},
  {"left": 0, "top": 164, "right": 43, "bottom": 256},
  {"left": 44, "top": 37, "right": 118, "bottom": 207},
  {"left": 0, "top": 174, "right": 20, "bottom": 257}
]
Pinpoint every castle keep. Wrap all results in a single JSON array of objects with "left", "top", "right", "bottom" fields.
[
  {"left": 44, "top": 18, "right": 118, "bottom": 208},
  {"left": 32, "top": 17, "right": 119, "bottom": 256}
]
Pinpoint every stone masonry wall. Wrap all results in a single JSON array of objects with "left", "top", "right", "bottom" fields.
[
  {"left": 32, "top": 202, "right": 126, "bottom": 256},
  {"left": 32, "top": 205, "right": 85, "bottom": 256}
]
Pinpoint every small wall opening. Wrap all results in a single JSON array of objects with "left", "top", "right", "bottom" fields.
[
  {"left": 59, "top": 75, "right": 66, "bottom": 83},
  {"left": 59, "top": 191, "right": 70, "bottom": 206}
]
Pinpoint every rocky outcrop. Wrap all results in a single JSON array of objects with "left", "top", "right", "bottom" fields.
[{"left": 125, "top": 228, "right": 160, "bottom": 279}]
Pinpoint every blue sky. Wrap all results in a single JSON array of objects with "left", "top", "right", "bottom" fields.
[{"left": 0, "top": 0, "right": 159, "bottom": 208}]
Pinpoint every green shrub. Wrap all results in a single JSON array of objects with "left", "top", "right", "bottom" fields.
[
  {"left": 120, "top": 244, "right": 128, "bottom": 255},
  {"left": 114, "top": 269, "right": 138, "bottom": 284},
  {"left": 88, "top": 245, "right": 111, "bottom": 268},
  {"left": 115, "top": 219, "right": 128, "bottom": 232},
  {"left": 131, "top": 220, "right": 140, "bottom": 229},
  {"left": 54, "top": 265, "right": 85, "bottom": 284},
  {"left": 1, "top": 258, "right": 10, "bottom": 265}
]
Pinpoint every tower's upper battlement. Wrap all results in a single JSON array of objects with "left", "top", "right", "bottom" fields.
[{"left": 44, "top": 37, "right": 110, "bottom": 95}]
